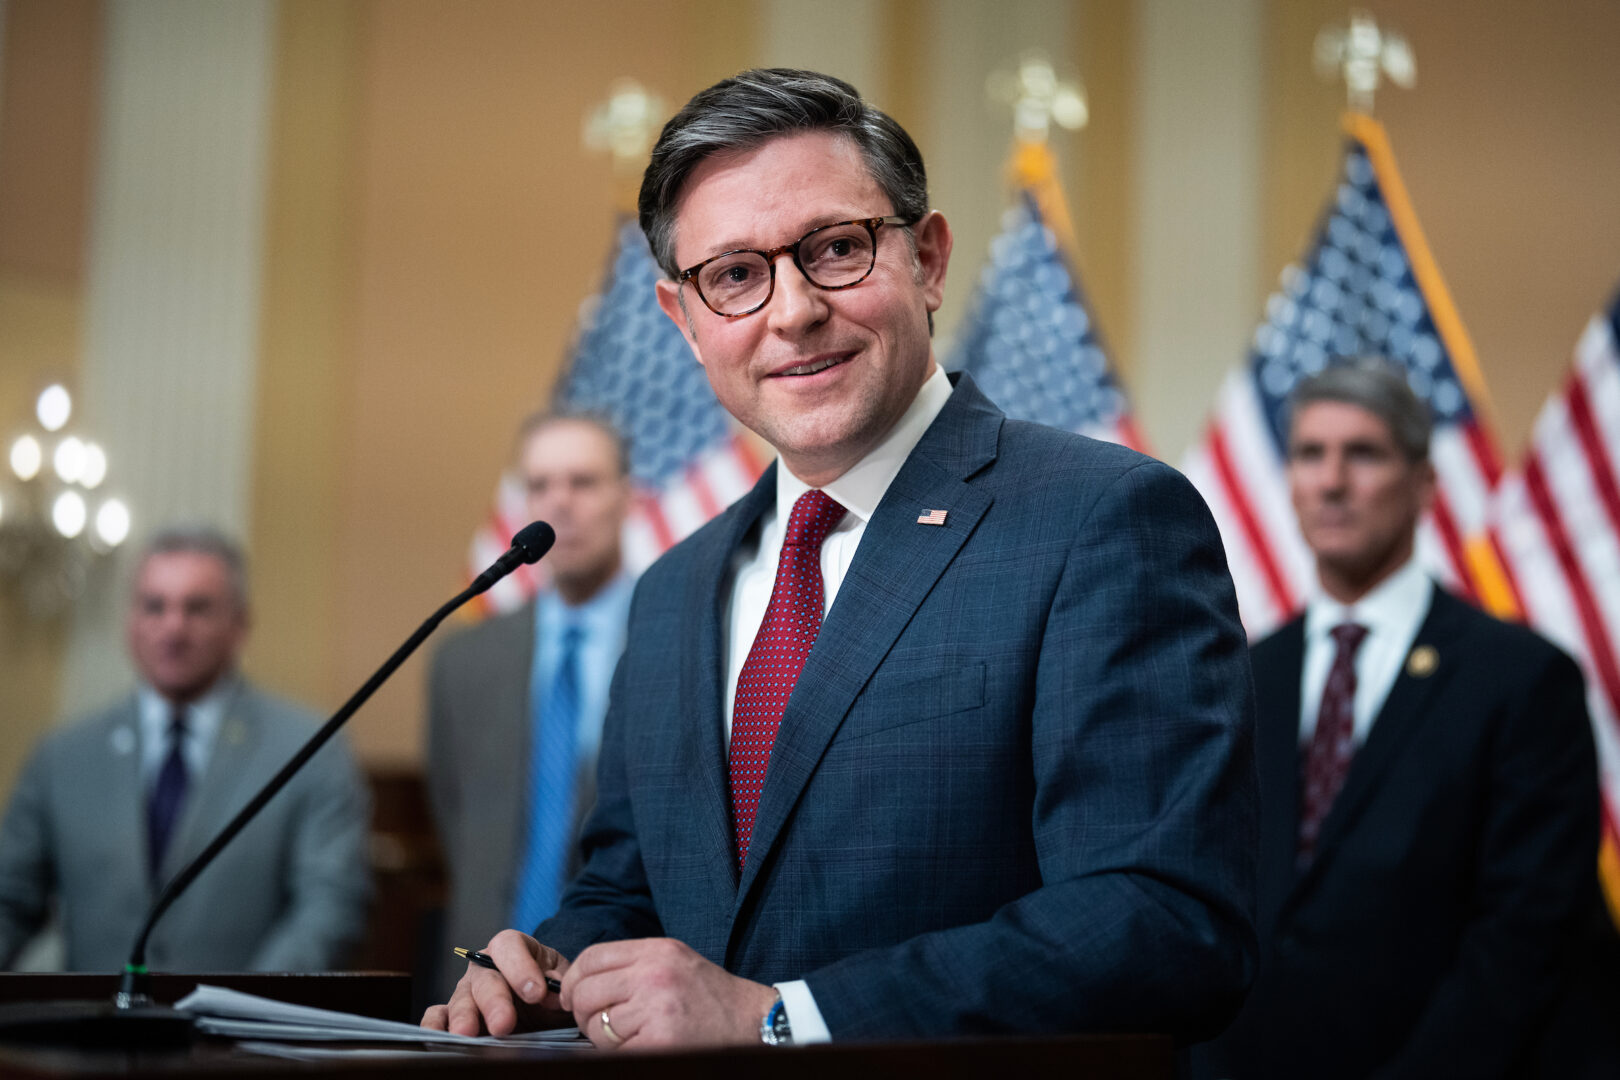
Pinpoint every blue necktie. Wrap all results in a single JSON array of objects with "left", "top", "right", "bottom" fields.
[
  {"left": 147, "top": 708, "right": 189, "bottom": 881},
  {"left": 512, "top": 624, "right": 584, "bottom": 931}
]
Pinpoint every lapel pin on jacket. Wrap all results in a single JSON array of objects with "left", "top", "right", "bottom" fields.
[
  {"left": 916, "top": 508, "right": 948, "bottom": 526},
  {"left": 1405, "top": 644, "right": 1438, "bottom": 678}
]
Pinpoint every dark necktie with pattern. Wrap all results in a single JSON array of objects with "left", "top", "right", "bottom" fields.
[
  {"left": 729, "top": 489, "right": 847, "bottom": 869},
  {"left": 1298, "top": 622, "right": 1369, "bottom": 867},
  {"left": 147, "top": 707, "right": 189, "bottom": 881}
]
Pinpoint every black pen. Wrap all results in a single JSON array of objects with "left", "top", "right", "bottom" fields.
[{"left": 454, "top": 946, "right": 562, "bottom": 994}]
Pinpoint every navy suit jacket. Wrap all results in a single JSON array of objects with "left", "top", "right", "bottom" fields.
[
  {"left": 537, "top": 374, "right": 1258, "bottom": 1040},
  {"left": 1197, "top": 587, "right": 1601, "bottom": 1079}
]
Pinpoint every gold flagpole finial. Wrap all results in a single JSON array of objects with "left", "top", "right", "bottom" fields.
[
  {"left": 986, "top": 53, "right": 1087, "bottom": 146},
  {"left": 583, "top": 78, "right": 668, "bottom": 176},
  {"left": 1314, "top": 10, "right": 1415, "bottom": 115}
]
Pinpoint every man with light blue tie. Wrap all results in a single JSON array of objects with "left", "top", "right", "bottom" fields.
[{"left": 426, "top": 413, "right": 635, "bottom": 999}]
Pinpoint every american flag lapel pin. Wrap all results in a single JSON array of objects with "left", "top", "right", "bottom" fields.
[{"left": 916, "top": 508, "right": 948, "bottom": 526}]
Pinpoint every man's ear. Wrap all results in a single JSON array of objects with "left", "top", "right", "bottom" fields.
[
  {"left": 656, "top": 279, "right": 704, "bottom": 365},
  {"left": 912, "top": 210, "right": 953, "bottom": 313}
]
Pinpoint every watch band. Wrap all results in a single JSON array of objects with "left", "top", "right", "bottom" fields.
[{"left": 760, "top": 993, "right": 793, "bottom": 1046}]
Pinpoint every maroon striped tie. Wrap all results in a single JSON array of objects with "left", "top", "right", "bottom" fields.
[
  {"left": 1298, "top": 622, "right": 1368, "bottom": 867},
  {"left": 729, "top": 489, "right": 846, "bottom": 868}
]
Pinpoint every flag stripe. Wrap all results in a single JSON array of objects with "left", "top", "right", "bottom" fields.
[
  {"left": 1207, "top": 423, "right": 1297, "bottom": 618},
  {"left": 1521, "top": 456, "right": 1620, "bottom": 715},
  {"left": 1425, "top": 490, "right": 1480, "bottom": 605},
  {"left": 1183, "top": 449, "right": 1286, "bottom": 632},
  {"left": 1563, "top": 371, "right": 1620, "bottom": 552}
]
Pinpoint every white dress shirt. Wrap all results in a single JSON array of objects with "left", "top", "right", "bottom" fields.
[
  {"left": 137, "top": 677, "right": 239, "bottom": 792},
  {"left": 723, "top": 364, "right": 953, "bottom": 1042},
  {"left": 1299, "top": 558, "right": 1434, "bottom": 747}
]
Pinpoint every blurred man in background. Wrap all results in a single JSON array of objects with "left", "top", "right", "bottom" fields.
[
  {"left": 427, "top": 413, "right": 634, "bottom": 998},
  {"left": 1196, "top": 362, "right": 1602, "bottom": 1079},
  {"left": 0, "top": 526, "right": 370, "bottom": 971}
]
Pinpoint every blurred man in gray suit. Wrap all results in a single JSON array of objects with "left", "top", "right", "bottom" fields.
[
  {"left": 0, "top": 527, "right": 370, "bottom": 972},
  {"left": 427, "top": 413, "right": 634, "bottom": 997}
]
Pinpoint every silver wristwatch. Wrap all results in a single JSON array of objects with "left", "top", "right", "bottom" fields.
[{"left": 760, "top": 992, "right": 793, "bottom": 1046}]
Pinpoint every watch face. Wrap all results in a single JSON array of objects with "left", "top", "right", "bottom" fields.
[{"left": 761, "top": 998, "right": 792, "bottom": 1045}]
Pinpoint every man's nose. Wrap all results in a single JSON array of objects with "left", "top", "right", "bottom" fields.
[
  {"left": 766, "top": 255, "right": 829, "bottom": 334},
  {"left": 1320, "top": 454, "right": 1350, "bottom": 494}
]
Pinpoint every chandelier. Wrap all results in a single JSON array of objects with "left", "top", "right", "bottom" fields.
[{"left": 0, "top": 384, "right": 131, "bottom": 618}]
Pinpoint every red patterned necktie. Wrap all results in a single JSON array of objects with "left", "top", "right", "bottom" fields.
[
  {"left": 729, "top": 488, "right": 846, "bottom": 868},
  {"left": 1298, "top": 621, "right": 1369, "bottom": 867}
]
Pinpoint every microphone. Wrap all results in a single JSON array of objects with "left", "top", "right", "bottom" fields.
[
  {"left": 469, "top": 520, "right": 556, "bottom": 596},
  {"left": 0, "top": 523, "right": 555, "bottom": 1048}
]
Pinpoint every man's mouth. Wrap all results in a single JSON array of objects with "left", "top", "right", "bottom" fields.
[{"left": 774, "top": 354, "right": 851, "bottom": 377}]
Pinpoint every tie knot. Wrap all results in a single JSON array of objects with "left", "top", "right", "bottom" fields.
[
  {"left": 782, "top": 489, "right": 847, "bottom": 550},
  {"left": 561, "top": 623, "right": 585, "bottom": 650},
  {"left": 1330, "top": 622, "right": 1369, "bottom": 654},
  {"left": 168, "top": 707, "right": 188, "bottom": 737}
]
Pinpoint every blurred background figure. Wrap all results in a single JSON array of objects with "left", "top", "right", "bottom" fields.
[
  {"left": 0, "top": 526, "right": 371, "bottom": 972},
  {"left": 1195, "top": 362, "right": 1604, "bottom": 1079},
  {"left": 426, "top": 414, "right": 634, "bottom": 999}
]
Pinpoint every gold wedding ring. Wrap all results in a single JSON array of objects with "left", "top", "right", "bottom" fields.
[{"left": 600, "top": 1009, "right": 623, "bottom": 1045}]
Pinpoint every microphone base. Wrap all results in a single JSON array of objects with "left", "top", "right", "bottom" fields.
[{"left": 0, "top": 999, "right": 195, "bottom": 1049}]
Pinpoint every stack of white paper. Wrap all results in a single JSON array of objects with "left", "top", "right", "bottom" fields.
[{"left": 175, "top": 985, "right": 590, "bottom": 1051}]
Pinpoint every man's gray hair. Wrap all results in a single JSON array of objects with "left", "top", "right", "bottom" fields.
[
  {"left": 1287, "top": 360, "right": 1432, "bottom": 463},
  {"left": 515, "top": 410, "right": 631, "bottom": 478},
  {"left": 137, "top": 525, "right": 249, "bottom": 610},
  {"left": 638, "top": 68, "right": 929, "bottom": 280}
]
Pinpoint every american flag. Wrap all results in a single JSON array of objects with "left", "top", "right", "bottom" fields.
[
  {"left": 1180, "top": 114, "right": 1518, "bottom": 637},
  {"left": 946, "top": 144, "right": 1142, "bottom": 451},
  {"left": 468, "top": 219, "right": 766, "bottom": 613},
  {"left": 1491, "top": 289, "right": 1620, "bottom": 922}
]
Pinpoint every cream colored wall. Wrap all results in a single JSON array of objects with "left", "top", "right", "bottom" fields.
[
  {"left": 3, "top": 1, "right": 1620, "bottom": 796},
  {"left": 0, "top": 0, "right": 99, "bottom": 800}
]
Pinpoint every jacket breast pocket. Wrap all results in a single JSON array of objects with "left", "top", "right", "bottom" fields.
[{"left": 837, "top": 658, "right": 987, "bottom": 740}]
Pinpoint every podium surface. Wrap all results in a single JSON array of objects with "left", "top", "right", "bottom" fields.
[{"left": 0, "top": 973, "right": 1173, "bottom": 1078}]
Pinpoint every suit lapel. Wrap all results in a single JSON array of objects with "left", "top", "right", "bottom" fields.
[
  {"left": 493, "top": 607, "right": 537, "bottom": 877},
  {"left": 1254, "top": 621, "right": 1305, "bottom": 932},
  {"left": 1302, "top": 588, "right": 1460, "bottom": 877},
  {"left": 98, "top": 700, "right": 148, "bottom": 894},
  {"left": 167, "top": 683, "right": 257, "bottom": 883},
  {"left": 679, "top": 466, "right": 779, "bottom": 893},
  {"left": 735, "top": 378, "right": 1001, "bottom": 904}
]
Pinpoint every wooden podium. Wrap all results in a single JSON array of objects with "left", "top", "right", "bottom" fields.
[{"left": 0, "top": 973, "right": 1174, "bottom": 1078}]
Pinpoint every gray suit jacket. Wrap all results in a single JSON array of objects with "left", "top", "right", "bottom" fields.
[
  {"left": 426, "top": 601, "right": 599, "bottom": 993},
  {"left": 0, "top": 681, "right": 371, "bottom": 972}
]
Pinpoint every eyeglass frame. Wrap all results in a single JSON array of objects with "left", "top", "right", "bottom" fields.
[{"left": 675, "top": 215, "right": 915, "bottom": 319}]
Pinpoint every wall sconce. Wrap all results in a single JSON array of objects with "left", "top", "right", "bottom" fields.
[{"left": 0, "top": 384, "right": 131, "bottom": 617}]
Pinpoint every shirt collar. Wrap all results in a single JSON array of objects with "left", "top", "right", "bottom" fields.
[
  {"left": 137, "top": 674, "right": 238, "bottom": 746},
  {"left": 537, "top": 569, "right": 636, "bottom": 638},
  {"left": 1304, "top": 557, "right": 1432, "bottom": 643},
  {"left": 774, "top": 364, "right": 954, "bottom": 524}
]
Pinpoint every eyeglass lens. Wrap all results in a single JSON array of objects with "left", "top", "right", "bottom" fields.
[{"left": 696, "top": 221, "right": 878, "bottom": 316}]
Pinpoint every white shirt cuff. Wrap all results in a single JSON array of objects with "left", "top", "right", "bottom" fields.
[{"left": 774, "top": 979, "right": 831, "bottom": 1044}]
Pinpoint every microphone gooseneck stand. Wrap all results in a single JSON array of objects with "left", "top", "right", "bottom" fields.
[{"left": 0, "top": 521, "right": 556, "bottom": 1049}]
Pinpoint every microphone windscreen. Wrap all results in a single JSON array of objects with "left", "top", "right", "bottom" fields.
[{"left": 511, "top": 521, "right": 556, "bottom": 564}]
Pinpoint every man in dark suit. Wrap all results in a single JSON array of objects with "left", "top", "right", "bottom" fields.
[
  {"left": 1196, "top": 362, "right": 1602, "bottom": 1079},
  {"left": 426, "top": 413, "right": 633, "bottom": 999},
  {"left": 424, "top": 68, "right": 1258, "bottom": 1049},
  {"left": 0, "top": 526, "right": 369, "bottom": 971}
]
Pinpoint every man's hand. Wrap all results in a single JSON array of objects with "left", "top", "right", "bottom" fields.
[
  {"left": 420, "top": 929, "right": 573, "bottom": 1036},
  {"left": 559, "top": 937, "right": 777, "bottom": 1050}
]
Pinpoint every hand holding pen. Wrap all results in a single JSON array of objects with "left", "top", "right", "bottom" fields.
[{"left": 454, "top": 946, "right": 563, "bottom": 994}]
